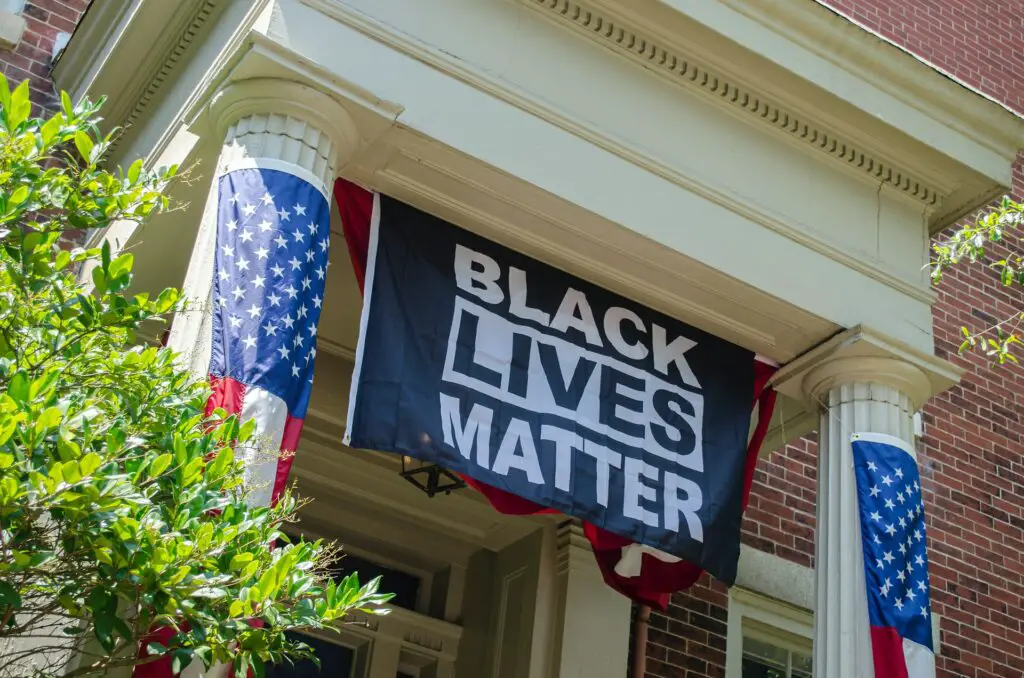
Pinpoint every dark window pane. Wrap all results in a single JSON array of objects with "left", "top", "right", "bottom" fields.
[
  {"left": 266, "top": 632, "right": 354, "bottom": 678},
  {"left": 741, "top": 657, "right": 787, "bottom": 678},
  {"left": 328, "top": 552, "right": 420, "bottom": 611}
]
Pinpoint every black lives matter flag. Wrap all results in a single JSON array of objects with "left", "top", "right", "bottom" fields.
[{"left": 337, "top": 183, "right": 776, "bottom": 605}]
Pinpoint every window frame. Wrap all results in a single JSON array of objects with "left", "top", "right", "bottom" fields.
[{"left": 725, "top": 587, "right": 813, "bottom": 678}]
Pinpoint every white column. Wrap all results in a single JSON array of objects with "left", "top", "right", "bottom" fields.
[
  {"left": 811, "top": 377, "right": 915, "bottom": 677},
  {"left": 167, "top": 78, "right": 359, "bottom": 376},
  {"left": 545, "top": 522, "right": 631, "bottom": 678},
  {"left": 772, "top": 327, "right": 959, "bottom": 678},
  {"left": 168, "top": 78, "right": 358, "bottom": 678}
]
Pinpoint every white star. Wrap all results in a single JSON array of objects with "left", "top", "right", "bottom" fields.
[
  {"left": 236, "top": 257, "right": 250, "bottom": 272},
  {"left": 246, "top": 304, "right": 260, "bottom": 319},
  {"left": 229, "top": 315, "right": 242, "bottom": 329},
  {"left": 895, "top": 467, "right": 904, "bottom": 479},
  {"left": 885, "top": 523, "right": 896, "bottom": 536},
  {"left": 242, "top": 203, "right": 257, "bottom": 217},
  {"left": 283, "top": 284, "right": 298, "bottom": 299},
  {"left": 897, "top": 492, "right": 906, "bottom": 504},
  {"left": 905, "top": 484, "right": 914, "bottom": 496},
  {"left": 253, "top": 275, "right": 265, "bottom": 289},
  {"left": 319, "top": 238, "right": 329, "bottom": 252},
  {"left": 907, "top": 508, "right": 915, "bottom": 521},
  {"left": 312, "top": 295, "right": 322, "bottom": 309},
  {"left": 219, "top": 297, "right": 227, "bottom": 308},
  {"left": 292, "top": 230, "right": 305, "bottom": 243},
  {"left": 873, "top": 534, "right": 881, "bottom": 544},
  {"left": 307, "top": 323, "right": 317, "bottom": 337},
  {"left": 288, "top": 257, "right": 301, "bottom": 271},
  {"left": 301, "top": 276, "right": 312, "bottom": 291},
  {"left": 225, "top": 219, "right": 238, "bottom": 232},
  {"left": 270, "top": 264, "right": 284, "bottom": 278},
  {"left": 261, "top": 192, "right": 274, "bottom": 206},
  {"left": 915, "top": 554, "right": 924, "bottom": 566},
  {"left": 281, "top": 314, "right": 295, "bottom": 330},
  {"left": 898, "top": 542, "right": 907, "bottom": 555},
  {"left": 870, "top": 511, "right": 882, "bottom": 523},
  {"left": 920, "top": 606, "right": 928, "bottom": 618},
  {"left": 883, "top": 551, "right": 894, "bottom": 564},
  {"left": 884, "top": 498, "right": 896, "bottom": 510},
  {"left": 914, "top": 529, "right": 923, "bottom": 542},
  {"left": 305, "top": 249, "right": 315, "bottom": 263},
  {"left": 914, "top": 480, "right": 920, "bottom": 492},
  {"left": 274, "top": 234, "right": 288, "bottom": 249},
  {"left": 231, "top": 286, "right": 245, "bottom": 301},
  {"left": 278, "top": 207, "right": 290, "bottom": 221},
  {"left": 314, "top": 265, "right": 325, "bottom": 280},
  {"left": 255, "top": 246, "right": 269, "bottom": 261},
  {"left": 293, "top": 334, "right": 305, "bottom": 348},
  {"left": 257, "top": 219, "right": 273, "bottom": 233},
  {"left": 218, "top": 269, "right": 230, "bottom": 282},
  {"left": 308, "top": 347, "right": 316, "bottom": 360},
  {"left": 308, "top": 222, "right": 318, "bottom": 235},
  {"left": 293, "top": 203, "right": 306, "bottom": 216},
  {"left": 879, "top": 584, "right": 889, "bottom": 598},
  {"left": 242, "top": 335, "right": 257, "bottom": 350},
  {"left": 867, "top": 461, "right": 878, "bottom": 472},
  {"left": 277, "top": 346, "right": 290, "bottom": 360},
  {"left": 897, "top": 570, "right": 906, "bottom": 583},
  {"left": 221, "top": 244, "right": 234, "bottom": 257},
  {"left": 894, "top": 598, "right": 904, "bottom": 611},
  {"left": 917, "top": 580, "right": 927, "bottom": 593},
  {"left": 869, "top": 485, "right": 881, "bottom": 498},
  {"left": 291, "top": 363, "right": 301, "bottom": 378},
  {"left": 228, "top": 195, "right": 239, "bottom": 205},
  {"left": 267, "top": 292, "right": 281, "bottom": 307},
  {"left": 876, "top": 558, "right": 884, "bottom": 569},
  {"left": 906, "top": 561, "right": 913, "bottom": 574},
  {"left": 898, "top": 517, "right": 906, "bottom": 529},
  {"left": 907, "top": 590, "right": 916, "bottom": 602},
  {"left": 263, "top": 321, "right": 277, "bottom": 336},
  {"left": 297, "top": 304, "right": 308, "bottom": 319},
  {"left": 239, "top": 229, "right": 254, "bottom": 243},
  {"left": 882, "top": 474, "right": 894, "bottom": 486}
]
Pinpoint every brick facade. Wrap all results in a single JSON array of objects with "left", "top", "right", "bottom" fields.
[
  {"left": 642, "top": 2, "right": 1024, "bottom": 677},
  {"left": 2, "top": 1, "right": 1022, "bottom": 677},
  {"left": 0, "top": 0, "right": 90, "bottom": 114}
]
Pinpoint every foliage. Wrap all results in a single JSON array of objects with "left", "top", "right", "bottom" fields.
[
  {"left": 0, "top": 76, "right": 391, "bottom": 678},
  {"left": 931, "top": 195, "right": 1024, "bottom": 365}
]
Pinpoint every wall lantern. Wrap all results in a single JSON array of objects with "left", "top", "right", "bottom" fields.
[{"left": 400, "top": 455, "right": 466, "bottom": 498}]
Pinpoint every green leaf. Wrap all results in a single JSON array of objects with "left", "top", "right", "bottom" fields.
[
  {"left": 108, "top": 252, "right": 133, "bottom": 280},
  {"left": 35, "top": 407, "right": 63, "bottom": 433},
  {"left": 149, "top": 453, "right": 173, "bottom": 478},
  {"left": 229, "top": 552, "right": 254, "bottom": 571},
  {"left": 8, "top": 80, "right": 31, "bottom": 130},
  {"left": 9, "top": 185, "right": 29, "bottom": 207},
  {"left": 0, "top": 580, "right": 21, "bottom": 608},
  {"left": 74, "top": 131, "right": 95, "bottom": 164},
  {"left": 127, "top": 158, "right": 143, "bottom": 184},
  {"left": 79, "top": 452, "right": 102, "bottom": 476},
  {"left": 7, "top": 371, "right": 29, "bottom": 403}
]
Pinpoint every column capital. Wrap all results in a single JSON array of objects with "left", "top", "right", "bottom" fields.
[
  {"left": 205, "top": 77, "right": 361, "bottom": 169},
  {"left": 771, "top": 325, "right": 962, "bottom": 411}
]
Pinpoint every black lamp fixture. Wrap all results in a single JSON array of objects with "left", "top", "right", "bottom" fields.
[{"left": 399, "top": 455, "right": 466, "bottom": 498}]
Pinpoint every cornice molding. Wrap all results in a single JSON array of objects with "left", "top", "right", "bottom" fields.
[
  {"left": 306, "top": 0, "right": 937, "bottom": 312},
  {"left": 107, "top": 0, "right": 220, "bottom": 155},
  {"left": 736, "top": 0, "right": 1024, "bottom": 160},
  {"left": 521, "top": 0, "right": 943, "bottom": 209}
]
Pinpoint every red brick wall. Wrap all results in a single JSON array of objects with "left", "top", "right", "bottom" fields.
[
  {"left": 0, "top": 0, "right": 91, "bottom": 114},
  {"left": 643, "top": 2, "right": 1024, "bottom": 677}
]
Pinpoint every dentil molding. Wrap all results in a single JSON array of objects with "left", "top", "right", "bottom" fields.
[{"left": 521, "top": 0, "right": 944, "bottom": 209}]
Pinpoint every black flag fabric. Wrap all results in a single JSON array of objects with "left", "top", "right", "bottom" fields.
[{"left": 344, "top": 194, "right": 762, "bottom": 585}]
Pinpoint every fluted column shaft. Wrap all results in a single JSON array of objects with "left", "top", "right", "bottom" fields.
[{"left": 813, "top": 381, "right": 915, "bottom": 678}]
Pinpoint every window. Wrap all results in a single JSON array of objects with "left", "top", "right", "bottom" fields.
[
  {"left": 740, "top": 624, "right": 812, "bottom": 678},
  {"left": 725, "top": 588, "right": 813, "bottom": 678}
]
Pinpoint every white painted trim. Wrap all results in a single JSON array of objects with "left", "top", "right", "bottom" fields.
[
  {"left": 725, "top": 587, "right": 812, "bottom": 678},
  {"left": 220, "top": 157, "right": 330, "bottom": 202},
  {"left": 851, "top": 431, "right": 917, "bottom": 461},
  {"left": 343, "top": 191, "right": 381, "bottom": 446}
]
